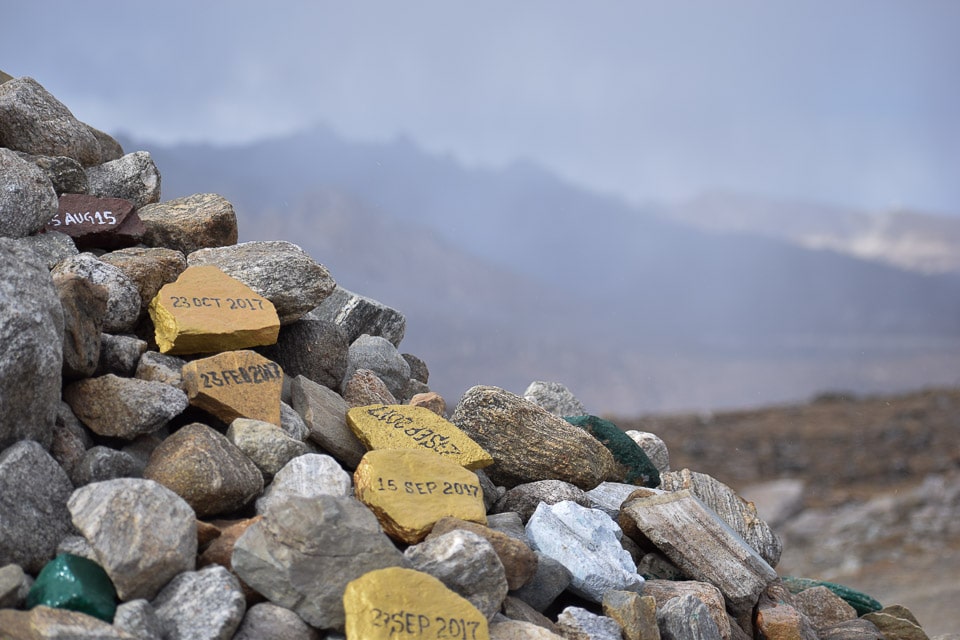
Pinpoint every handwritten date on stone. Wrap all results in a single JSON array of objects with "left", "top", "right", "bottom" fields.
[
  {"left": 198, "top": 362, "right": 282, "bottom": 389},
  {"left": 369, "top": 607, "right": 481, "bottom": 640},
  {"left": 374, "top": 477, "right": 481, "bottom": 498},
  {"left": 168, "top": 295, "right": 266, "bottom": 311},
  {"left": 48, "top": 210, "right": 119, "bottom": 227},
  {"left": 365, "top": 406, "right": 463, "bottom": 457}
]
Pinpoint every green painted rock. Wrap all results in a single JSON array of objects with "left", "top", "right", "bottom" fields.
[
  {"left": 26, "top": 553, "right": 118, "bottom": 623},
  {"left": 781, "top": 576, "right": 882, "bottom": 616},
  {"left": 564, "top": 415, "right": 660, "bottom": 487}
]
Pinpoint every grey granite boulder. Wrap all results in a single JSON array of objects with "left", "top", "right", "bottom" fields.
[
  {"left": 0, "top": 147, "right": 58, "bottom": 237},
  {"left": 0, "top": 238, "right": 63, "bottom": 450},
  {"left": 555, "top": 607, "right": 623, "bottom": 640},
  {"left": 86, "top": 150, "right": 161, "bottom": 208},
  {"left": 55, "top": 274, "right": 107, "bottom": 379},
  {"left": 255, "top": 453, "right": 353, "bottom": 515},
  {"left": 17, "top": 151, "right": 88, "bottom": 195},
  {"left": 523, "top": 380, "right": 586, "bottom": 417},
  {"left": 135, "top": 351, "right": 187, "bottom": 388},
  {"left": 310, "top": 286, "right": 406, "bottom": 347},
  {"left": 113, "top": 599, "right": 168, "bottom": 640},
  {"left": 258, "top": 316, "right": 348, "bottom": 391},
  {"left": 226, "top": 417, "right": 309, "bottom": 481},
  {"left": 0, "top": 77, "right": 104, "bottom": 165},
  {"left": 71, "top": 446, "right": 141, "bottom": 486},
  {"left": 95, "top": 333, "right": 148, "bottom": 376},
  {"left": 344, "top": 333, "right": 411, "bottom": 399},
  {"left": 493, "top": 479, "right": 590, "bottom": 522},
  {"left": 0, "top": 564, "right": 32, "bottom": 610},
  {"left": 404, "top": 529, "right": 509, "bottom": 620},
  {"left": 187, "top": 240, "right": 335, "bottom": 324},
  {"left": 232, "top": 493, "right": 406, "bottom": 630},
  {"left": 510, "top": 554, "right": 573, "bottom": 613},
  {"left": 151, "top": 566, "right": 246, "bottom": 640},
  {"left": 525, "top": 500, "right": 643, "bottom": 604},
  {"left": 624, "top": 430, "right": 671, "bottom": 474},
  {"left": 52, "top": 253, "right": 141, "bottom": 332},
  {"left": 16, "top": 230, "right": 78, "bottom": 269},
  {"left": 63, "top": 374, "right": 188, "bottom": 439},
  {"left": 234, "top": 602, "right": 322, "bottom": 640},
  {"left": 0, "top": 441, "right": 74, "bottom": 573},
  {"left": 137, "top": 192, "right": 238, "bottom": 255},
  {"left": 657, "top": 594, "right": 724, "bottom": 640},
  {"left": 68, "top": 478, "right": 197, "bottom": 601}
]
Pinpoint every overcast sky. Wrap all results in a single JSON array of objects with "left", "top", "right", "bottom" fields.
[{"left": 4, "top": 1, "right": 959, "bottom": 214}]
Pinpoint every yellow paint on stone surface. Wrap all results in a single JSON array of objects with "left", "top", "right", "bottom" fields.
[
  {"left": 354, "top": 449, "right": 487, "bottom": 544},
  {"left": 182, "top": 350, "right": 283, "bottom": 425},
  {"left": 344, "top": 567, "right": 490, "bottom": 640},
  {"left": 148, "top": 265, "right": 279, "bottom": 354},
  {"left": 347, "top": 404, "right": 493, "bottom": 470}
]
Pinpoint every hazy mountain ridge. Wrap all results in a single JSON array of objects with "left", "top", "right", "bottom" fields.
[
  {"left": 128, "top": 128, "right": 960, "bottom": 413},
  {"left": 663, "top": 191, "right": 960, "bottom": 275}
]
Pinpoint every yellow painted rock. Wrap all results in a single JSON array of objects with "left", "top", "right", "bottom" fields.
[
  {"left": 347, "top": 404, "right": 493, "bottom": 470},
  {"left": 182, "top": 350, "right": 283, "bottom": 425},
  {"left": 354, "top": 449, "right": 486, "bottom": 544},
  {"left": 344, "top": 567, "right": 490, "bottom": 640},
  {"left": 148, "top": 265, "right": 280, "bottom": 354}
]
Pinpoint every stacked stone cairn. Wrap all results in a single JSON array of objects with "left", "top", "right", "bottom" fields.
[{"left": 0, "top": 74, "right": 936, "bottom": 640}]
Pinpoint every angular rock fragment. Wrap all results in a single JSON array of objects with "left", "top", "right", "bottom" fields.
[
  {"left": 427, "top": 517, "right": 538, "bottom": 591},
  {"left": 72, "top": 446, "right": 140, "bottom": 486},
  {"left": 17, "top": 229, "right": 78, "bottom": 268},
  {"left": 619, "top": 489, "right": 778, "bottom": 620},
  {"left": 0, "top": 606, "right": 136, "bottom": 639},
  {"left": 18, "top": 149, "right": 89, "bottom": 194},
  {"left": 343, "top": 367, "right": 398, "bottom": 406},
  {"left": 143, "top": 422, "right": 264, "bottom": 517},
  {"left": 525, "top": 500, "right": 642, "bottom": 604},
  {"left": 0, "top": 442, "right": 74, "bottom": 573},
  {"left": 345, "top": 334, "right": 411, "bottom": 398},
  {"left": 100, "top": 246, "right": 187, "bottom": 314},
  {"left": 343, "top": 567, "right": 489, "bottom": 640},
  {"left": 232, "top": 494, "right": 406, "bottom": 629},
  {"left": 0, "top": 238, "right": 64, "bottom": 450},
  {"left": 187, "top": 240, "right": 335, "bottom": 324},
  {"left": 55, "top": 274, "right": 107, "bottom": 379},
  {"left": 556, "top": 606, "right": 623, "bottom": 640},
  {"left": 641, "top": 580, "right": 731, "bottom": 640},
  {"left": 601, "top": 590, "right": 660, "bottom": 640},
  {"left": 255, "top": 453, "right": 353, "bottom": 515},
  {"left": 68, "top": 478, "right": 197, "bottom": 601},
  {"left": 113, "top": 599, "right": 167, "bottom": 640},
  {"left": 660, "top": 469, "right": 782, "bottom": 567},
  {"left": 95, "top": 333, "right": 147, "bottom": 376},
  {"left": 404, "top": 529, "right": 508, "bottom": 620},
  {"left": 310, "top": 286, "right": 406, "bottom": 346},
  {"left": 150, "top": 566, "right": 246, "bottom": 640},
  {"left": 0, "top": 147, "right": 58, "bottom": 237},
  {"left": 233, "top": 602, "right": 322, "bottom": 640},
  {"left": 657, "top": 594, "right": 723, "bottom": 640},
  {"left": 793, "top": 586, "right": 858, "bottom": 630},
  {"left": 86, "top": 150, "right": 161, "bottom": 208},
  {"left": 624, "top": 430, "right": 671, "bottom": 474},
  {"left": 523, "top": 380, "right": 585, "bottom": 417},
  {"left": 290, "top": 375, "right": 366, "bottom": 468},
  {"left": 257, "top": 316, "right": 348, "bottom": 390},
  {"left": 492, "top": 479, "right": 590, "bottom": 522},
  {"left": 0, "top": 564, "right": 32, "bottom": 610},
  {"left": 149, "top": 265, "right": 280, "bottom": 354},
  {"left": 52, "top": 252, "right": 141, "bottom": 333},
  {"left": 182, "top": 350, "right": 283, "bottom": 425},
  {"left": 348, "top": 403, "right": 493, "bottom": 470},
  {"left": 354, "top": 448, "right": 487, "bottom": 544},
  {"left": 138, "top": 192, "right": 238, "bottom": 255},
  {"left": 451, "top": 386, "right": 620, "bottom": 490},
  {"left": 63, "top": 374, "right": 188, "bottom": 439},
  {"left": 227, "top": 417, "right": 308, "bottom": 480}
]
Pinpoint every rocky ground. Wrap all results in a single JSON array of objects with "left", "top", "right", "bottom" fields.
[{"left": 617, "top": 387, "right": 960, "bottom": 636}]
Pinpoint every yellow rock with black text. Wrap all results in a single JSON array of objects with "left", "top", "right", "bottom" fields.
[
  {"left": 182, "top": 350, "right": 283, "bottom": 425},
  {"left": 344, "top": 567, "right": 489, "bottom": 640},
  {"left": 149, "top": 265, "right": 279, "bottom": 354},
  {"left": 347, "top": 404, "right": 493, "bottom": 470},
  {"left": 354, "top": 449, "right": 487, "bottom": 544}
]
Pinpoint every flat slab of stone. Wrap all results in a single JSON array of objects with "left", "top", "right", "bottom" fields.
[
  {"left": 182, "top": 350, "right": 283, "bottom": 425},
  {"left": 46, "top": 193, "right": 144, "bottom": 249},
  {"left": 354, "top": 449, "right": 487, "bottom": 544},
  {"left": 0, "top": 606, "right": 136, "bottom": 639},
  {"left": 149, "top": 265, "right": 280, "bottom": 355},
  {"left": 344, "top": 567, "right": 490, "bottom": 640},
  {"left": 348, "top": 404, "right": 493, "bottom": 470},
  {"left": 619, "top": 489, "right": 778, "bottom": 618}
]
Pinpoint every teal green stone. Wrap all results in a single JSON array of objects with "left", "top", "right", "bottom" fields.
[
  {"left": 564, "top": 415, "right": 661, "bottom": 487},
  {"left": 26, "top": 553, "right": 117, "bottom": 623}
]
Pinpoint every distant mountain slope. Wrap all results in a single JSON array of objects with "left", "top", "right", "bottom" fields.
[
  {"left": 662, "top": 191, "right": 960, "bottom": 275},
  {"left": 128, "top": 129, "right": 960, "bottom": 413}
]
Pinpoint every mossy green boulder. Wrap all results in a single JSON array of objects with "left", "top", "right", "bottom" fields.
[
  {"left": 564, "top": 415, "right": 660, "bottom": 487},
  {"left": 26, "top": 553, "right": 118, "bottom": 623}
]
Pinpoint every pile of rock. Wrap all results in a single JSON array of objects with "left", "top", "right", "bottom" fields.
[{"left": 0, "top": 74, "right": 945, "bottom": 639}]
